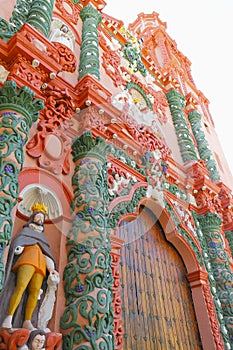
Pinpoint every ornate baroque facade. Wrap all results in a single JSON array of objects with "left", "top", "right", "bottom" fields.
[{"left": 0, "top": 1, "right": 233, "bottom": 349}]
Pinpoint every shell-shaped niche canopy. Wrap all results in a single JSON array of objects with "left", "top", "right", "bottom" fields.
[{"left": 18, "top": 184, "right": 63, "bottom": 220}]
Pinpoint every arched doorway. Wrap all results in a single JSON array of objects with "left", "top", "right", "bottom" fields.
[{"left": 117, "top": 207, "right": 202, "bottom": 349}]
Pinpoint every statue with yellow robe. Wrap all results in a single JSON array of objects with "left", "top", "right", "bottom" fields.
[{"left": 0, "top": 203, "right": 59, "bottom": 330}]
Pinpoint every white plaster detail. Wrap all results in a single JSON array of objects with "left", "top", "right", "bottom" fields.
[
  {"left": 18, "top": 184, "right": 63, "bottom": 220},
  {"left": 37, "top": 271, "right": 60, "bottom": 332},
  {"left": 146, "top": 184, "right": 165, "bottom": 207},
  {"left": 171, "top": 199, "right": 197, "bottom": 236},
  {"left": 108, "top": 172, "right": 137, "bottom": 197},
  {"left": 0, "top": 65, "right": 9, "bottom": 83},
  {"left": 49, "top": 18, "right": 75, "bottom": 51}
]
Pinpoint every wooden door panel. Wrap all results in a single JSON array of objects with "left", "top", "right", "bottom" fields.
[{"left": 118, "top": 211, "right": 202, "bottom": 349}]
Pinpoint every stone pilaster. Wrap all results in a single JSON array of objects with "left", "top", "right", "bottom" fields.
[
  {"left": 60, "top": 131, "right": 114, "bottom": 349},
  {"left": 198, "top": 212, "right": 233, "bottom": 348},
  {"left": 166, "top": 89, "right": 198, "bottom": 163},
  {"left": 78, "top": 5, "right": 102, "bottom": 80},
  {"left": 0, "top": 80, "right": 44, "bottom": 291},
  {"left": 188, "top": 110, "right": 220, "bottom": 181}
]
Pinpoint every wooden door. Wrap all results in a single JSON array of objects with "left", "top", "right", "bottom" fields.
[{"left": 118, "top": 209, "right": 202, "bottom": 349}]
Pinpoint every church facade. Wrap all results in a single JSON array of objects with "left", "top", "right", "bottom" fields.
[{"left": 0, "top": 1, "right": 233, "bottom": 349}]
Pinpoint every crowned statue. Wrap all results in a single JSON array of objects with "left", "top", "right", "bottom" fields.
[{"left": 0, "top": 203, "right": 59, "bottom": 331}]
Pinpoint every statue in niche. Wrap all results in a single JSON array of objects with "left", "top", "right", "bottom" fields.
[
  {"left": 49, "top": 23, "right": 74, "bottom": 51},
  {"left": 0, "top": 203, "right": 59, "bottom": 331}
]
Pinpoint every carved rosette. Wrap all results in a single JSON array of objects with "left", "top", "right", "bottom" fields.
[
  {"left": 198, "top": 213, "right": 233, "bottom": 347},
  {"left": 26, "top": 86, "right": 75, "bottom": 174},
  {"left": 188, "top": 110, "right": 220, "bottom": 181},
  {"left": 0, "top": 81, "right": 44, "bottom": 291},
  {"left": 78, "top": 5, "right": 102, "bottom": 80},
  {"left": 60, "top": 131, "right": 114, "bottom": 349},
  {"left": 166, "top": 89, "right": 198, "bottom": 163}
]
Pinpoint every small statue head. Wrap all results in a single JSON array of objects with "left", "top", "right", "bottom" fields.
[
  {"left": 27, "top": 329, "right": 46, "bottom": 350},
  {"left": 60, "top": 24, "right": 69, "bottom": 33},
  {"left": 31, "top": 203, "right": 48, "bottom": 215},
  {"left": 25, "top": 203, "right": 48, "bottom": 231}
]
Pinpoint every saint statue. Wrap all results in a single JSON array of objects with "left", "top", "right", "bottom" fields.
[{"left": 0, "top": 203, "right": 59, "bottom": 330}]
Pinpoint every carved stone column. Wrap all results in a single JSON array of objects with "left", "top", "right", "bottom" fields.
[
  {"left": 78, "top": 5, "right": 102, "bottom": 80},
  {"left": 166, "top": 89, "right": 198, "bottom": 163},
  {"left": 188, "top": 110, "right": 220, "bottom": 181},
  {"left": 0, "top": 0, "right": 33, "bottom": 41},
  {"left": 60, "top": 131, "right": 114, "bottom": 349},
  {"left": 26, "top": 0, "right": 55, "bottom": 37},
  {"left": 198, "top": 212, "right": 233, "bottom": 348},
  {"left": 0, "top": 80, "right": 44, "bottom": 291},
  {"left": 0, "top": 0, "right": 54, "bottom": 41}
]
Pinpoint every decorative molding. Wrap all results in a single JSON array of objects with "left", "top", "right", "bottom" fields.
[
  {"left": 110, "top": 250, "right": 124, "bottom": 349},
  {"left": 109, "top": 186, "right": 147, "bottom": 229},
  {"left": 202, "top": 283, "right": 225, "bottom": 349},
  {"left": 26, "top": 85, "right": 75, "bottom": 174},
  {"left": 165, "top": 202, "right": 203, "bottom": 266}
]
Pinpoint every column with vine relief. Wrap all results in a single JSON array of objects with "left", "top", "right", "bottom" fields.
[
  {"left": 60, "top": 131, "right": 115, "bottom": 349},
  {"left": 198, "top": 213, "right": 233, "bottom": 348},
  {"left": 0, "top": 80, "right": 43, "bottom": 291}
]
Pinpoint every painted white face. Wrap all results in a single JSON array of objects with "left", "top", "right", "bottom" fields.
[
  {"left": 33, "top": 213, "right": 44, "bottom": 225},
  {"left": 31, "top": 334, "right": 45, "bottom": 350}
]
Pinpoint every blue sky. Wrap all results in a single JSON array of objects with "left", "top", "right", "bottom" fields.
[{"left": 105, "top": 1, "right": 233, "bottom": 175}]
